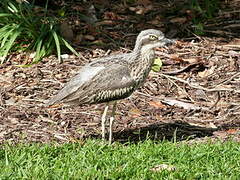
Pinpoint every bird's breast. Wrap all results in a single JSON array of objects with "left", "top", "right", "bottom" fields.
[
  {"left": 131, "top": 52, "right": 155, "bottom": 87},
  {"left": 93, "top": 86, "right": 135, "bottom": 103}
]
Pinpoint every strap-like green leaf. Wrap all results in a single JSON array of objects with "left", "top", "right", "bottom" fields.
[
  {"left": 8, "top": 2, "right": 18, "bottom": 13},
  {"left": 0, "top": 13, "right": 12, "bottom": 17},
  {"left": 1, "top": 30, "right": 20, "bottom": 63},
  {"left": 52, "top": 30, "right": 61, "bottom": 63},
  {"left": 0, "top": 25, "right": 12, "bottom": 39},
  {"left": 1, "top": 28, "right": 15, "bottom": 48},
  {"left": 60, "top": 37, "right": 80, "bottom": 57},
  {"left": 35, "top": 38, "right": 43, "bottom": 61}
]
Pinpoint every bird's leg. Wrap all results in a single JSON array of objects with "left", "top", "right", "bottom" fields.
[
  {"left": 109, "top": 101, "right": 117, "bottom": 144},
  {"left": 101, "top": 104, "right": 109, "bottom": 141}
]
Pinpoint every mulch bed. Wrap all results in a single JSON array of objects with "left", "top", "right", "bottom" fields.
[{"left": 0, "top": 0, "right": 239, "bottom": 144}]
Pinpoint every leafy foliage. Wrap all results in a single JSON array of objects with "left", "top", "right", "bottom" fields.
[
  {"left": 151, "top": 57, "right": 163, "bottom": 72},
  {"left": 190, "top": 0, "right": 220, "bottom": 35},
  {"left": 0, "top": 0, "right": 79, "bottom": 64}
]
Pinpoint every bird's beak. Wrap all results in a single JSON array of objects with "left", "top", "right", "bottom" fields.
[{"left": 162, "top": 37, "right": 175, "bottom": 46}]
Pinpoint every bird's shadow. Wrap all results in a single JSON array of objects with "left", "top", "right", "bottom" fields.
[{"left": 91, "top": 121, "right": 217, "bottom": 144}]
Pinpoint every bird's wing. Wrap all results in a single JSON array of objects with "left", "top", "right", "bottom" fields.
[
  {"left": 45, "top": 65, "right": 105, "bottom": 106},
  {"left": 56, "top": 63, "right": 136, "bottom": 104}
]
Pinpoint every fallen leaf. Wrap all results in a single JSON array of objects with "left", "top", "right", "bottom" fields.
[
  {"left": 136, "top": 8, "right": 144, "bottom": 15},
  {"left": 5, "top": 97, "right": 16, "bottom": 105},
  {"left": 10, "top": 118, "right": 19, "bottom": 124},
  {"left": 229, "top": 50, "right": 240, "bottom": 57},
  {"left": 151, "top": 57, "right": 163, "bottom": 72},
  {"left": 137, "top": 0, "right": 152, "bottom": 6},
  {"left": 198, "top": 66, "right": 215, "bottom": 78},
  {"left": 182, "top": 58, "right": 198, "bottom": 64},
  {"left": 129, "top": 7, "right": 137, "bottom": 12},
  {"left": 169, "top": 54, "right": 184, "bottom": 62},
  {"left": 39, "top": 116, "right": 57, "bottom": 124},
  {"left": 149, "top": 101, "right": 166, "bottom": 108},
  {"left": 150, "top": 164, "right": 177, "bottom": 172},
  {"left": 96, "top": 20, "right": 115, "bottom": 26},
  {"left": 61, "top": 54, "right": 70, "bottom": 59},
  {"left": 208, "top": 122, "right": 218, "bottom": 129},
  {"left": 48, "top": 104, "right": 63, "bottom": 108},
  {"left": 74, "top": 34, "right": 83, "bottom": 43},
  {"left": 129, "top": 5, "right": 153, "bottom": 15},
  {"left": 213, "top": 131, "right": 228, "bottom": 138},
  {"left": 103, "top": 12, "right": 123, "bottom": 20},
  {"left": 84, "top": 35, "right": 95, "bottom": 41},
  {"left": 162, "top": 98, "right": 209, "bottom": 111},
  {"left": 29, "top": 52, "right": 36, "bottom": 59},
  {"left": 129, "top": 108, "right": 142, "bottom": 118},
  {"left": 188, "top": 122, "right": 217, "bottom": 129},
  {"left": 226, "top": 129, "right": 237, "bottom": 134},
  {"left": 170, "top": 17, "right": 187, "bottom": 24}
]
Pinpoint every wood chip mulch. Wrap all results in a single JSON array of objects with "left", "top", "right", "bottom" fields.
[{"left": 0, "top": 36, "right": 239, "bottom": 144}]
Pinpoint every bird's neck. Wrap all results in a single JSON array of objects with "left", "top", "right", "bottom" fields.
[{"left": 129, "top": 48, "right": 155, "bottom": 85}]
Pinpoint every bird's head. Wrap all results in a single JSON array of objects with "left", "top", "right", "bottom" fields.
[{"left": 134, "top": 29, "right": 174, "bottom": 52}]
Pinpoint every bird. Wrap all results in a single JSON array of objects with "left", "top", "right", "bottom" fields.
[{"left": 46, "top": 29, "right": 174, "bottom": 144}]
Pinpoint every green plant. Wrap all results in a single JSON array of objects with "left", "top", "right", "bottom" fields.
[
  {"left": 190, "top": 0, "right": 219, "bottom": 35},
  {"left": 151, "top": 57, "right": 163, "bottom": 72},
  {"left": 0, "top": 0, "right": 79, "bottom": 64},
  {"left": 192, "top": 0, "right": 219, "bottom": 19}
]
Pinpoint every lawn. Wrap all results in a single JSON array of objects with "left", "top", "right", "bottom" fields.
[{"left": 1, "top": 140, "right": 239, "bottom": 179}]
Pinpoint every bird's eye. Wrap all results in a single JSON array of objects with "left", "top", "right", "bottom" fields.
[{"left": 149, "top": 35, "right": 158, "bottom": 41}]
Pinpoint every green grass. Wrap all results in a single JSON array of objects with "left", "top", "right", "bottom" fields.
[{"left": 0, "top": 140, "right": 239, "bottom": 179}]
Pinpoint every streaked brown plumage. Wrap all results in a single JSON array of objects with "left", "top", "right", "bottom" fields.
[{"left": 46, "top": 29, "right": 174, "bottom": 144}]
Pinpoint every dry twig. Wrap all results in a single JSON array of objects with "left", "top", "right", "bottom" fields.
[{"left": 158, "top": 73, "right": 240, "bottom": 93}]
